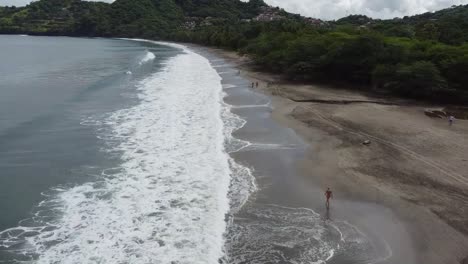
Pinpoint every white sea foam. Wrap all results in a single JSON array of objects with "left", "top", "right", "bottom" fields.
[
  {"left": 0, "top": 42, "right": 246, "bottom": 264},
  {"left": 231, "top": 103, "right": 271, "bottom": 109},
  {"left": 222, "top": 84, "right": 237, "bottom": 89},
  {"left": 138, "top": 51, "right": 156, "bottom": 65},
  {"left": 226, "top": 204, "right": 342, "bottom": 264},
  {"left": 219, "top": 84, "right": 257, "bottom": 212},
  {"left": 212, "top": 64, "right": 230, "bottom": 68},
  {"left": 127, "top": 38, "right": 258, "bottom": 212},
  {"left": 218, "top": 70, "right": 238, "bottom": 75}
]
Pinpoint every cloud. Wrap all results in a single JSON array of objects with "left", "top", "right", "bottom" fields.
[
  {"left": 0, "top": 0, "right": 112, "bottom": 7},
  {"left": 0, "top": 0, "right": 30, "bottom": 6},
  {"left": 2, "top": 0, "right": 467, "bottom": 20},
  {"left": 262, "top": 0, "right": 468, "bottom": 20}
]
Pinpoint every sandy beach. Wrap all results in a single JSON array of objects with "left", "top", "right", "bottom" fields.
[{"left": 201, "top": 47, "right": 468, "bottom": 264}]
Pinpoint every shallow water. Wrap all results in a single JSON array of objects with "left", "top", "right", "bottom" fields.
[{"left": 195, "top": 47, "right": 417, "bottom": 264}]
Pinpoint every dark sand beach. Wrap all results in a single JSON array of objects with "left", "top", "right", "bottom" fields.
[{"left": 193, "top": 46, "right": 468, "bottom": 264}]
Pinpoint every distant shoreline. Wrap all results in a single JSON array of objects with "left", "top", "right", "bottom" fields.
[
  {"left": 0, "top": 32, "right": 468, "bottom": 106},
  {"left": 203, "top": 46, "right": 468, "bottom": 264}
]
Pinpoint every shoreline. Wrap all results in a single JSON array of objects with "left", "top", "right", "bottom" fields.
[
  {"left": 201, "top": 47, "right": 468, "bottom": 264},
  {"left": 194, "top": 45, "right": 417, "bottom": 263}
]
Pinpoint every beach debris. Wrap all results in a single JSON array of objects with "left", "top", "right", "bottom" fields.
[
  {"left": 424, "top": 109, "right": 446, "bottom": 119},
  {"left": 362, "top": 140, "right": 371, "bottom": 146},
  {"left": 444, "top": 106, "right": 468, "bottom": 120}
]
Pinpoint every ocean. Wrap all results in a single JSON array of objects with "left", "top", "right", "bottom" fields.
[
  {"left": 0, "top": 36, "right": 400, "bottom": 264},
  {"left": 0, "top": 36, "right": 244, "bottom": 263}
]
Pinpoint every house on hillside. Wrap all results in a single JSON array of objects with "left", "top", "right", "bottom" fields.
[
  {"left": 304, "top": 17, "right": 329, "bottom": 26},
  {"left": 253, "top": 6, "right": 285, "bottom": 22},
  {"left": 182, "top": 17, "right": 202, "bottom": 30}
]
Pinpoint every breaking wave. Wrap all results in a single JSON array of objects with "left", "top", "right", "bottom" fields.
[{"left": 0, "top": 42, "right": 255, "bottom": 264}]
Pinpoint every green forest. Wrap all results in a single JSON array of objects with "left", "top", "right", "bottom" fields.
[{"left": 1, "top": 0, "right": 467, "bottom": 102}]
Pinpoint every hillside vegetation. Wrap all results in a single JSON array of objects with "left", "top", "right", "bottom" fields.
[{"left": 1, "top": 0, "right": 467, "bottom": 102}]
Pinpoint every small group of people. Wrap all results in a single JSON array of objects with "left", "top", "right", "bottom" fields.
[{"left": 251, "top": 82, "right": 259, "bottom": 88}]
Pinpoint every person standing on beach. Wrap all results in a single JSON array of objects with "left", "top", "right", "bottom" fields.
[
  {"left": 251, "top": 82, "right": 254, "bottom": 88},
  {"left": 325, "top": 188, "right": 333, "bottom": 209},
  {"left": 256, "top": 82, "right": 259, "bottom": 88},
  {"left": 449, "top": 115, "right": 455, "bottom": 126}
]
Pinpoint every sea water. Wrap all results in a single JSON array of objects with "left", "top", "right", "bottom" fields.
[
  {"left": 0, "top": 36, "right": 256, "bottom": 263},
  {"left": 0, "top": 36, "right": 385, "bottom": 264}
]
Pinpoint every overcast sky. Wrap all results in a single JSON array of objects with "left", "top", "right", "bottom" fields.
[{"left": 1, "top": 0, "right": 467, "bottom": 20}]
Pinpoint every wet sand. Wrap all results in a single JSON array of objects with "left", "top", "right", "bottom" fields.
[
  {"left": 186, "top": 47, "right": 460, "bottom": 264},
  {"left": 197, "top": 49, "right": 468, "bottom": 264}
]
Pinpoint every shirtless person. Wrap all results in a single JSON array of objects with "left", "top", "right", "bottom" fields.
[{"left": 325, "top": 188, "right": 333, "bottom": 209}]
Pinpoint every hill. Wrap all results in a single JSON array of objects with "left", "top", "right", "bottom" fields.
[
  {"left": 0, "top": 0, "right": 267, "bottom": 37},
  {"left": 0, "top": 0, "right": 467, "bottom": 102},
  {"left": 0, "top": 0, "right": 109, "bottom": 35},
  {"left": 336, "top": 5, "right": 468, "bottom": 45}
]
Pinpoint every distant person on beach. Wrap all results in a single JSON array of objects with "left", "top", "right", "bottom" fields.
[
  {"left": 251, "top": 82, "right": 254, "bottom": 88},
  {"left": 256, "top": 82, "right": 259, "bottom": 88},
  {"left": 449, "top": 115, "right": 455, "bottom": 126},
  {"left": 325, "top": 188, "right": 333, "bottom": 209}
]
